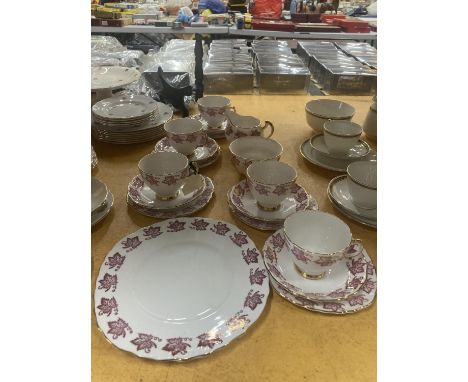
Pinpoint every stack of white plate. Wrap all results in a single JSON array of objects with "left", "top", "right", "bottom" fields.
[{"left": 91, "top": 94, "right": 173, "bottom": 144}]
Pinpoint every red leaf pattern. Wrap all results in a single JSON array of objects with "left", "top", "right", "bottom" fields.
[
  {"left": 210, "top": 222, "right": 230, "bottom": 236},
  {"left": 105, "top": 253, "right": 126, "bottom": 271},
  {"left": 227, "top": 311, "right": 250, "bottom": 331},
  {"left": 254, "top": 183, "right": 270, "bottom": 196},
  {"left": 272, "top": 184, "right": 288, "bottom": 196},
  {"left": 167, "top": 220, "right": 186, "bottom": 232},
  {"left": 144, "top": 174, "right": 159, "bottom": 186},
  {"left": 249, "top": 268, "right": 267, "bottom": 285},
  {"left": 143, "top": 226, "right": 162, "bottom": 239},
  {"left": 291, "top": 247, "right": 310, "bottom": 264},
  {"left": 242, "top": 248, "right": 260, "bottom": 264},
  {"left": 197, "top": 333, "right": 223, "bottom": 349},
  {"left": 162, "top": 337, "right": 192, "bottom": 356},
  {"left": 190, "top": 218, "right": 209, "bottom": 231},
  {"left": 98, "top": 273, "right": 118, "bottom": 292},
  {"left": 348, "top": 258, "right": 366, "bottom": 275},
  {"left": 121, "top": 236, "right": 141, "bottom": 252},
  {"left": 97, "top": 297, "right": 118, "bottom": 316},
  {"left": 264, "top": 246, "right": 278, "bottom": 264},
  {"left": 107, "top": 318, "right": 132, "bottom": 339},
  {"left": 347, "top": 295, "right": 367, "bottom": 306},
  {"left": 271, "top": 233, "right": 285, "bottom": 250},
  {"left": 131, "top": 334, "right": 161, "bottom": 353},
  {"left": 313, "top": 256, "right": 337, "bottom": 267},
  {"left": 361, "top": 279, "right": 376, "bottom": 293},
  {"left": 244, "top": 290, "right": 264, "bottom": 310},
  {"left": 230, "top": 232, "right": 248, "bottom": 247},
  {"left": 132, "top": 177, "right": 144, "bottom": 189},
  {"left": 162, "top": 175, "right": 178, "bottom": 185},
  {"left": 322, "top": 302, "right": 345, "bottom": 312},
  {"left": 347, "top": 276, "right": 363, "bottom": 289}
]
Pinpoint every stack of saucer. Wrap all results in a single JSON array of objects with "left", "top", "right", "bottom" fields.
[
  {"left": 127, "top": 152, "right": 214, "bottom": 219},
  {"left": 227, "top": 160, "right": 319, "bottom": 231},
  {"left": 328, "top": 160, "right": 377, "bottom": 228},
  {"left": 92, "top": 177, "right": 113, "bottom": 227},
  {"left": 91, "top": 94, "right": 173, "bottom": 144},
  {"left": 263, "top": 211, "right": 377, "bottom": 314}
]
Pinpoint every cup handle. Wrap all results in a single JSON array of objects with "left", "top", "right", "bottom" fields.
[
  {"left": 343, "top": 238, "right": 364, "bottom": 258},
  {"left": 261, "top": 121, "right": 274, "bottom": 138},
  {"left": 228, "top": 106, "right": 236, "bottom": 112},
  {"left": 189, "top": 161, "right": 199, "bottom": 175}
]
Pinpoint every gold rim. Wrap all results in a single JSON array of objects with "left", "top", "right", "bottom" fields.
[
  {"left": 257, "top": 202, "right": 281, "bottom": 212},
  {"left": 294, "top": 264, "right": 326, "bottom": 280}
]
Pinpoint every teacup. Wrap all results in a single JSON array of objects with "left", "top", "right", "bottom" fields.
[
  {"left": 347, "top": 161, "right": 377, "bottom": 209},
  {"left": 283, "top": 211, "right": 363, "bottom": 279},
  {"left": 138, "top": 152, "right": 190, "bottom": 200},
  {"left": 305, "top": 99, "right": 355, "bottom": 133},
  {"left": 197, "top": 96, "right": 234, "bottom": 128},
  {"left": 164, "top": 118, "right": 207, "bottom": 156},
  {"left": 229, "top": 136, "right": 283, "bottom": 175},
  {"left": 225, "top": 110, "right": 274, "bottom": 142},
  {"left": 323, "top": 120, "right": 362, "bottom": 156},
  {"left": 363, "top": 97, "right": 377, "bottom": 141},
  {"left": 246, "top": 160, "right": 297, "bottom": 211}
]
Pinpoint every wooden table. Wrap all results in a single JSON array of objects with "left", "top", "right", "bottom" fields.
[{"left": 92, "top": 94, "right": 376, "bottom": 382}]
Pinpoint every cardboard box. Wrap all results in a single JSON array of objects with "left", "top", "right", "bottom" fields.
[{"left": 91, "top": 17, "right": 133, "bottom": 27}]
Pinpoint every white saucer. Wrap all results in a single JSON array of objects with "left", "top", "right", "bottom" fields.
[
  {"left": 300, "top": 139, "right": 376, "bottom": 172},
  {"left": 229, "top": 179, "right": 310, "bottom": 222},
  {"left": 263, "top": 229, "right": 367, "bottom": 300},
  {"left": 128, "top": 174, "right": 205, "bottom": 210},
  {"left": 92, "top": 191, "right": 114, "bottom": 227},
  {"left": 327, "top": 175, "right": 377, "bottom": 228},
  {"left": 153, "top": 137, "right": 220, "bottom": 167},
  {"left": 310, "top": 134, "right": 370, "bottom": 160}
]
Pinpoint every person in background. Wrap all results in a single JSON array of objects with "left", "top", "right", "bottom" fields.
[{"left": 199, "top": 0, "right": 227, "bottom": 14}]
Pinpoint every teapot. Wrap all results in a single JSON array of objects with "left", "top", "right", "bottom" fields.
[{"left": 225, "top": 110, "right": 274, "bottom": 143}]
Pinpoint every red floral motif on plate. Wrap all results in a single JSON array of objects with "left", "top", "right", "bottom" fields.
[
  {"left": 162, "top": 337, "right": 192, "bottom": 356},
  {"left": 230, "top": 231, "right": 248, "bottom": 247},
  {"left": 347, "top": 276, "right": 364, "bottom": 289},
  {"left": 271, "top": 233, "right": 285, "bottom": 250},
  {"left": 347, "top": 295, "right": 367, "bottom": 306},
  {"left": 268, "top": 264, "right": 283, "bottom": 279},
  {"left": 264, "top": 246, "right": 278, "bottom": 264},
  {"left": 210, "top": 222, "right": 230, "bottom": 236},
  {"left": 143, "top": 226, "right": 162, "bottom": 239},
  {"left": 167, "top": 220, "right": 186, "bottom": 232},
  {"left": 131, "top": 334, "right": 162, "bottom": 353},
  {"left": 242, "top": 248, "right": 260, "bottom": 264},
  {"left": 105, "top": 253, "right": 125, "bottom": 271},
  {"left": 361, "top": 279, "right": 376, "bottom": 293},
  {"left": 313, "top": 256, "right": 337, "bottom": 267},
  {"left": 322, "top": 302, "right": 345, "bottom": 312},
  {"left": 132, "top": 177, "right": 144, "bottom": 189},
  {"left": 98, "top": 273, "right": 118, "bottom": 292},
  {"left": 348, "top": 257, "right": 366, "bottom": 275},
  {"left": 190, "top": 218, "right": 209, "bottom": 231},
  {"left": 97, "top": 297, "right": 118, "bottom": 316},
  {"left": 244, "top": 290, "right": 264, "bottom": 310},
  {"left": 249, "top": 268, "right": 267, "bottom": 285},
  {"left": 254, "top": 183, "right": 270, "bottom": 196},
  {"left": 121, "top": 236, "right": 142, "bottom": 252},
  {"left": 196, "top": 333, "right": 223, "bottom": 349},
  {"left": 107, "top": 318, "right": 132, "bottom": 339}
]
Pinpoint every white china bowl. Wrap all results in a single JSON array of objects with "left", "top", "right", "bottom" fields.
[
  {"left": 246, "top": 160, "right": 297, "bottom": 210},
  {"left": 305, "top": 99, "right": 355, "bottom": 133},
  {"left": 347, "top": 161, "right": 377, "bottom": 209},
  {"left": 138, "top": 152, "right": 189, "bottom": 199},
  {"left": 323, "top": 120, "right": 363, "bottom": 156},
  {"left": 164, "top": 118, "right": 205, "bottom": 156},
  {"left": 91, "top": 177, "right": 108, "bottom": 213},
  {"left": 229, "top": 136, "right": 283, "bottom": 175}
]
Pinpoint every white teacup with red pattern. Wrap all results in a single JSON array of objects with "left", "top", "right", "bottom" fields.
[
  {"left": 197, "top": 95, "right": 234, "bottom": 128},
  {"left": 283, "top": 211, "right": 363, "bottom": 279},
  {"left": 246, "top": 160, "right": 297, "bottom": 211},
  {"left": 138, "top": 152, "right": 190, "bottom": 200},
  {"left": 164, "top": 118, "right": 207, "bottom": 156}
]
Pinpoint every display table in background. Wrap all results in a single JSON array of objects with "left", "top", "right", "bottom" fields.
[{"left": 92, "top": 94, "right": 376, "bottom": 382}]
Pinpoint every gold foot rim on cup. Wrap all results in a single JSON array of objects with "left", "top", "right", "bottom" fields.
[
  {"left": 294, "top": 264, "right": 326, "bottom": 280},
  {"left": 257, "top": 202, "right": 281, "bottom": 212},
  {"left": 156, "top": 191, "right": 180, "bottom": 201}
]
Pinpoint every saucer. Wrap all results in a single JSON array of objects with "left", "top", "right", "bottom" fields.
[
  {"left": 269, "top": 251, "right": 376, "bottom": 314},
  {"left": 262, "top": 229, "right": 367, "bottom": 300},
  {"left": 229, "top": 179, "right": 310, "bottom": 222},
  {"left": 310, "top": 133, "right": 370, "bottom": 160},
  {"left": 127, "top": 176, "right": 214, "bottom": 219},
  {"left": 92, "top": 191, "right": 114, "bottom": 227},
  {"left": 128, "top": 174, "right": 205, "bottom": 210},
  {"left": 328, "top": 175, "right": 377, "bottom": 228},
  {"left": 189, "top": 114, "right": 227, "bottom": 139},
  {"left": 153, "top": 137, "right": 220, "bottom": 168},
  {"left": 228, "top": 195, "right": 319, "bottom": 231},
  {"left": 300, "top": 139, "right": 376, "bottom": 172}
]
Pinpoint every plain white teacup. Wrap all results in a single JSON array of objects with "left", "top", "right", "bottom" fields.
[
  {"left": 138, "top": 152, "right": 190, "bottom": 200},
  {"left": 347, "top": 161, "right": 377, "bottom": 209},
  {"left": 283, "top": 211, "right": 363, "bottom": 278},
  {"left": 323, "top": 120, "right": 363, "bottom": 156},
  {"left": 246, "top": 160, "right": 297, "bottom": 211},
  {"left": 197, "top": 95, "right": 234, "bottom": 128},
  {"left": 164, "top": 118, "right": 207, "bottom": 156},
  {"left": 305, "top": 99, "right": 355, "bottom": 133},
  {"left": 229, "top": 136, "right": 283, "bottom": 175}
]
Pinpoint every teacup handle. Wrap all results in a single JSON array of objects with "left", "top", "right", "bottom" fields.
[
  {"left": 261, "top": 121, "right": 274, "bottom": 138},
  {"left": 343, "top": 238, "right": 364, "bottom": 258},
  {"left": 189, "top": 161, "right": 199, "bottom": 175},
  {"left": 227, "top": 106, "right": 236, "bottom": 112}
]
